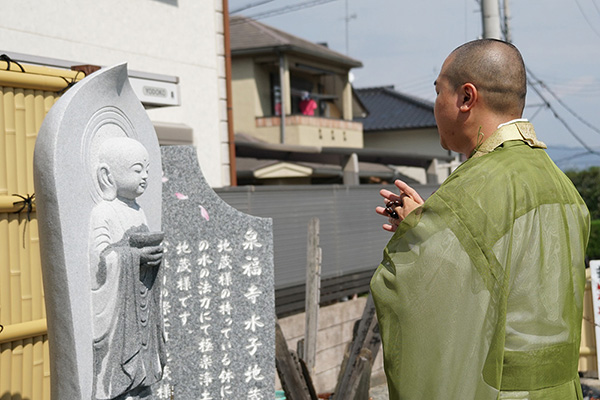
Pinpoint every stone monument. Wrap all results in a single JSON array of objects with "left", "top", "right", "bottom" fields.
[
  {"left": 157, "top": 146, "right": 275, "bottom": 400},
  {"left": 34, "top": 64, "right": 165, "bottom": 399}
]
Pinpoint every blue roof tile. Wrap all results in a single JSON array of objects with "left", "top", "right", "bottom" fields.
[{"left": 354, "top": 86, "right": 437, "bottom": 131}]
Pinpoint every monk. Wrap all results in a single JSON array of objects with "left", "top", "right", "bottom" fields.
[{"left": 371, "top": 39, "right": 590, "bottom": 399}]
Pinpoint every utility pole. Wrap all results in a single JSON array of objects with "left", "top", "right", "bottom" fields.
[
  {"left": 502, "top": 0, "right": 512, "bottom": 43},
  {"left": 344, "top": 0, "right": 356, "bottom": 55},
  {"left": 481, "top": 0, "right": 502, "bottom": 39}
]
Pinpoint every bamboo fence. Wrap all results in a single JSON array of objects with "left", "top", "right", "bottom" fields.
[{"left": 0, "top": 60, "right": 82, "bottom": 400}]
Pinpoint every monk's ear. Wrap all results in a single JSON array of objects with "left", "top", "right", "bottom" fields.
[
  {"left": 97, "top": 163, "right": 117, "bottom": 200},
  {"left": 459, "top": 83, "right": 477, "bottom": 112}
]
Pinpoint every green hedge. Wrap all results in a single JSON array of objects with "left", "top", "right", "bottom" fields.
[{"left": 588, "top": 219, "right": 600, "bottom": 260}]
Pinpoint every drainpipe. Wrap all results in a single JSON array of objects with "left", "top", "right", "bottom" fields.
[
  {"left": 223, "top": 0, "right": 237, "bottom": 186},
  {"left": 278, "top": 52, "right": 286, "bottom": 144}
]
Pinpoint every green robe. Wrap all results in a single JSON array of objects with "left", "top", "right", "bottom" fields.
[{"left": 370, "top": 122, "right": 590, "bottom": 399}]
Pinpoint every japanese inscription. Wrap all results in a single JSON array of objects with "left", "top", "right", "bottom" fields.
[{"left": 158, "top": 146, "right": 274, "bottom": 399}]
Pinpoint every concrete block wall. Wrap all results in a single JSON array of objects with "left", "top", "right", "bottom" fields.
[{"left": 275, "top": 296, "right": 386, "bottom": 394}]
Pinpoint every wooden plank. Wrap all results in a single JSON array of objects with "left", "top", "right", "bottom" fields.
[
  {"left": 350, "top": 348, "right": 373, "bottom": 400},
  {"left": 297, "top": 352, "right": 319, "bottom": 400},
  {"left": 275, "top": 322, "right": 312, "bottom": 400},
  {"left": 332, "top": 294, "right": 378, "bottom": 400},
  {"left": 304, "top": 217, "right": 321, "bottom": 374}
]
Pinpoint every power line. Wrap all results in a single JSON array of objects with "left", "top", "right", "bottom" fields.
[
  {"left": 527, "top": 73, "right": 600, "bottom": 156},
  {"left": 230, "top": 0, "right": 276, "bottom": 15},
  {"left": 527, "top": 67, "right": 600, "bottom": 137},
  {"left": 592, "top": 0, "right": 600, "bottom": 18},
  {"left": 574, "top": 0, "right": 600, "bottom": 39},
  {"left": 231, "top": 0, "right": 339, "bottom": 24}
]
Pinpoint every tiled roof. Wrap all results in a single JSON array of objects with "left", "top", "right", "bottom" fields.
[
  {"left": 354, "top": 86, "right": 437, "bottom": 131},
  {"left": 229, "top": 15, "right": 362, "bottom": 68}
]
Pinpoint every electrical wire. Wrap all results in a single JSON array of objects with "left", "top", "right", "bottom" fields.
[
  {"left": 230, "top": 0, "right": 339, "bottom": 24},
  {"left": 527, "top": 67, "right": 600, "bottom": 137},
  {"left": 230, "top": 0, "right": 276, "bottom": 15},
  {"left": 527, "top": 75, "right": 600, "bottom": 155},
  {"left": 574, "top": 0, "right": 600, "bottom": 39},
  {"left": 592, "top": 0, "right": 600, "bottom": 17}
]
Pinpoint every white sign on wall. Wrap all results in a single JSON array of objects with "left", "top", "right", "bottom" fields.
[{"left": 589, "top": 260, "right": 600, "bottom": 374}]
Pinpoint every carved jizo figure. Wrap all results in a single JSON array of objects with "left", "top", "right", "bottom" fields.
[{"left": 89, "top": 137, "right": 166, "bottom": 399}]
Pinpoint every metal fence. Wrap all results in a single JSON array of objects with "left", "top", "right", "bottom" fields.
[{"left": 216, "top": 183, "right": 439, "bottom": 314}]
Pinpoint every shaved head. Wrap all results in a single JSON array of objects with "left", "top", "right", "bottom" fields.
[{"left": 441, "top": 39, "right": 527, "bottom": 116}]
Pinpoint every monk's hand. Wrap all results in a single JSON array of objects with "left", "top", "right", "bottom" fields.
[
  {"left": 138, "top": 245, "right": 163, "bottom": 267},
  {"left": 375, "top": 180, "right": 424, "bottom": 232}
]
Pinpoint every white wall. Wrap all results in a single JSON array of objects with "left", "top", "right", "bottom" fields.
[{"left": 0, "top": 0, "right": 230, "bottom": 187}]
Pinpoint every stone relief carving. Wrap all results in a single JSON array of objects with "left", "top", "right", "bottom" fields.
[{"left": 89, "top": 137, "right": 166, "bottom": 399}]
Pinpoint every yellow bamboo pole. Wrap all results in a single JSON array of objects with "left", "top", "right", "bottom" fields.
[
  {"left": 0, "top": 319, "right": 47, "bottom": 344},
  {"left": 0, "top": 87, "right": 6, "bottom": 197},
  {"left": 4, "top": 88, "right": 16, "bottom": 197},
  {"left": 0, "top": 343, "right": 11, "bottom": 395},
  {"left": 32, "top": 336, "right": 44, "bottom": 400},
  {"left": 22, "top": 337, "right": 33, "bottom": 399},
  {"left": 31, "top": 91, "right": 46, "bottom": 322},
  {"left": 23, "top": 90, "right": 43, "bottom": 333},
  {"left": 29, "top": 215, "right": 43, "bottom": 320},
  {"left": 11, "top": 340, "right": 23, "bottom": 395},
  {"left": 7, "top": 222, "right": 21, "bottom": 326},
  {"left": 33, "top": 91, "right": 45, "bottom": 131},
  {"left": 15, "top": 89, "right": 27, "bottom": 196},
  {"left": 14, "top": 88, "right": 32, "bottom": 399},
  {"left": 0, "top": 212, "right": 9, "bottom": 323},
  {"left": 25, "top": 89, "right": 36, "bottom": 196},
  {"left": 0, "top": 60, "right": 83, "bottom": 81},
  {"left": 44, "top": 91, "right": 55, "bottom": 116},
  {"left": 43, "top": 335, "right": 50, "bottom": 399},
  {"left": 5, "top": 88, "right": 23, "bottom": 331},
  {"left": 0, "top": 70, "right": 83, "bottom": 93},
  {"left": 0, "top": 195, "right": 36, "bottom": 213},
  {"left": 15, "top": 89, "right": 33, "bottom": 330}
]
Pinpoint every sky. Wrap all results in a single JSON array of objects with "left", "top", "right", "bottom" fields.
[{"left": 229, "top": 0, "right": 600, "bottom": 169}]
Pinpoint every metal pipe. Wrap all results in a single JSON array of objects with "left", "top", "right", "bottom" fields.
[
  {"left": 481, "top": 0, "right": 502, "bottom": 39},
  {"left": 223, "top": 0, "right": 238, "bottom": 186},
  {"left": 503, "top": 0, "right": 512, "bottom": 43},
  {"left": 279, "top": 53, "right": 286, "bottom": 144}
]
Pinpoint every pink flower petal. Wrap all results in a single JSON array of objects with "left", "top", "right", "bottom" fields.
[
  {"left": 175, "top": 192, "right": 188, "bottom": 200},
  {"left": 200, "top": 205, "right": 210, "bottom": 221}
]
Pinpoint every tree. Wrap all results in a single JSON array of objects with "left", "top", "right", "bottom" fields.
[
  {"left": 565, "top": 167, "right": 600, "bottom": 220},
  {"left": 566, "top": 167, "right": 600, "bottom": 259}
]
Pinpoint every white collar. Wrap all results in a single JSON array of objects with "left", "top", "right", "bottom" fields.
[{"left": 497, "top": 118, "right": 528, "bottom": 129}]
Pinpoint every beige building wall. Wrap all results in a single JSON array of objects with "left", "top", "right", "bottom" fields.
[
  {"left": 255, "top": 62, "right": 273, "bottom": 118},
  {"left": 232, "top": 58, "right": 261, "bottom": 136},
  {"left": 254, "top": 117, "right": 363, "bottom": 148},
  {"left": 364, "top": 128, "right": 447, "bottom": 157}
]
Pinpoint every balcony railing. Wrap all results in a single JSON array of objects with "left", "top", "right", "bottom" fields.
[{"left": 255, "top": 115, "right": 363, "bottom": 148}]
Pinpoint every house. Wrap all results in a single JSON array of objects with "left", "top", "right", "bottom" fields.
[
  {"left": 355, "top": 85, "right": 460, "bottom": 183},
  {"left": 229, "top": 16, "right": 453, "bottom": 185},
  {"left": 230, "top": 15, "right": 363, "bottom": 148}
]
